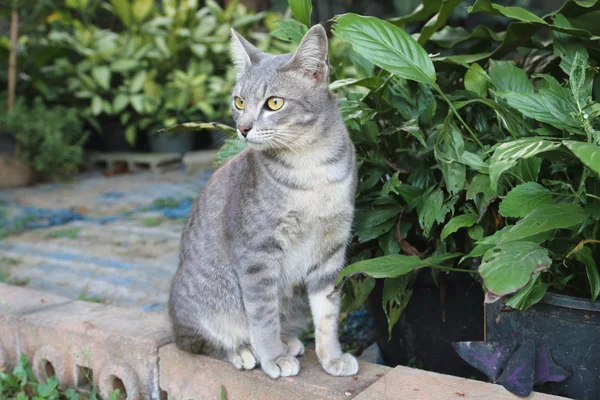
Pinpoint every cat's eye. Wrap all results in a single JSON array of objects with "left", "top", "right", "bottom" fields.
[
  {"left": 234, "top": 96, "right": 245, "bottom": 110},
  {"left": 266, "top": 97, "right": 284, "bottom": 111}
]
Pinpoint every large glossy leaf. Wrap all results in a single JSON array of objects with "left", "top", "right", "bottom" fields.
[
  {"left": 429, "top": 25, "right": 504, "bottom": 48},
  {"left": 337, "top": 253, "right": 462, "bottom": 283},
  {"left": 158, "top": 121, "right": 236, "bottom": 135},
  {"left": 489, "top": 138, "right": 562, "bottom": 190},
  {"left": 464, "top": 63, "right": 489, "bottom": 97},
  {"left": 417, "top": 188, "right": 444, "bottom": 237},
  {"left": 470, "top": 0, "right": 547, "bottom": 24},
  {"left": 91, "top": 66, "right": 111, "bottom": 90},
  {"left": 333, "top": 14, "right": 436, "bottom": 85},
  {"left": 499, "top": 204, "right": 587, "bottom": 243},
  {"left": 488, "top": 60, "right": 533, "bottom": 93},
  {"left": 563, "top": 141, "right": 600, "bottom": 175},
  {"left": 573, "top": 247, "right": 600, "bottom": 303},
  {"left": 479, "top": 242, "right": 552, "bottom": 296},
  {"left": 505, "top": 274, "right": 549, "bottom": 310},
  {"left": 271, "top": 19, "right": 307, "bottom": 43},
  {"left": 499, "top": 182, "right": 553, "bottom": 218},
  {"left": 110, "top": 0, "right": 132, "bottom": 27},
  {"left": 441, "top": 214, "right": 478, "bottom": 239},
  {"left": 289, "top": 0, "right": 312, "bottom": 27},
  {"left": 418, "top": 0, "right": 462, "bottom": 45},
  {"left": 355, "top": 207, "right": 400, "bottom": 230},
  {"left": 132, "top": 0, "right": 154, "bottom": 23},
  {"left": 388, "top": 0, "right": 443, "bottom": 25}
]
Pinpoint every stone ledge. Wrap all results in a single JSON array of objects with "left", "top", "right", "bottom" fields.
[
  {"left": 0, "top": 283, "right": 73, "bottom": 370},
  {"left": 354, "top": 365, "right": 569, "bottom": 400},
  {"left": 0, "top": 284, "right": 571, "bottom": 400},
  {"left": 159, "top": 343, "right": 390, "bottom": 400}
]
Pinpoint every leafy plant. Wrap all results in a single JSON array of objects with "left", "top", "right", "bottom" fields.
[
  {"left": 0, "top": 353, "right": 119, "bottom": 400},
  {"left": 1, "top": 98, "right": 87, "bottom": 180},
  {"left": 327, "top": 0, "right": 600, "bottom": 335}
]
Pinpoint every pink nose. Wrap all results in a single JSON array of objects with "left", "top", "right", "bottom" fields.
[{"left": 238, "top": 125, "right": 252, "bottom": 137}]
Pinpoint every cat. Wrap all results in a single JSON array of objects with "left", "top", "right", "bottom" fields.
[{"left": 168, "top": 24, "right": 359, "bottom": 379}]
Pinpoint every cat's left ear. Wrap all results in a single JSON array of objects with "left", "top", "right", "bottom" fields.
[
  {"left": 230, "top": 29, "right": 263, "bottom": 77},
  {"left": 280, "top": 24, "right": 329, "bottom": 84}
]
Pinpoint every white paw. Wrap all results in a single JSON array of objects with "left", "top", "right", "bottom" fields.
[
  {"left": 322, "top": 353, "right": 359, "bottom": 376},
  {"left": 228, "top": 346, "right": 258, "bottom": 370},
  {"left": 261, "top": 355, "right": 300, "bottom": 378},
  {"left": 284, "top": 337, "right": 305, "bottom": 357}
]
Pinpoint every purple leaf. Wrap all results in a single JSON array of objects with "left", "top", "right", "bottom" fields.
[
  {"left": 452, "top": 341, "right": 516, "bottom": 380},
  {"left": 497, "top": 340, "right": 536, "bottom": 397},
  {"left": 535, "top": 344, "right": 570, "bottom": 384}
]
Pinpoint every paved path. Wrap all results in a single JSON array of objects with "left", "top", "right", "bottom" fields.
[{"left": 0, "top": 168, "right": 212, "bottom": 311}]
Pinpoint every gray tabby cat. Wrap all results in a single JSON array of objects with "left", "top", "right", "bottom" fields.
[{"left": 168, "top": 24, "right": 358, "bottom": 379}]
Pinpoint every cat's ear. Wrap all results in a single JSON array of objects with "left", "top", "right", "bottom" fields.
[
  {"left": 281, "top": 24, "right": 329, "bottom": 84},
  {"left": 230, "top": 29, "right": 263, "bottom": 76}
]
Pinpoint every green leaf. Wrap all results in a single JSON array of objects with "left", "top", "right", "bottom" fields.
[
  {"left": 37, "top": 377, "right": 58, "bottom": 397},
  {"left": 418, "top": 0, "right": 462, "bottom": 45},
  {"left": 418, "top": 188, "right": 444, "bottom": 237},
  {"left": 271, "top": 19, "right": 308, "bottom": 43},
  {"left": 113, "top": 93, "right": 129, "bottom": 113},
  {"left": 563, "top": 141, "right": 600, "bottom": 175},
  {"left": 110, "top": 0, "right": 132, "bottom": 27},
  {"left": 338, "top": 255, "right": 418, "bottom": 282},
  {"left": 158, "top": 121, "right": 237, "bottom": 136},
  {"left": 488, "top": 60, "right": 533, "bottom": 93},
  {"left": 570, "top": 51, "right": 588, "bottom": 101},
  {"left": 382, "top": 275, "right": 412, "bottom": 338},
  {"left": 289, "top": 0, "right": 312, "bottom": 26},
  {"left": 332, "top": 14, "right": 436, "bottom": 85},
  {"left": 572, "top": 246, "right": 600, "bottom": 303},
  {"left": 469, "top": 0, "right": 548, "bottom": 25},
  {"left": 499, "top": 204, "right": 587, "bottom": 243},
  {"left": 355, "top": 208, "right": 399, "bottom": 230},
  {"left": 479, "top": 242, "right": 552, "bottom": 296},
  {"left": 441, "top": 214, "right": 478, "bottom": 239},
  {"left": 499, "top": 182, "right": 553, "bottom": 218},
  {"left": 464, "top": 63, "right": 489, "bottom": 97},
  {"left": 132, "top": 0, "right": 154, "bottom": 23},
  {"left": 505, "top": 274, "right": 549, "bottom": 310},
  {"left": 489, "top": 138, "right": 562, "bottom": 190},
  {"left": 356, "top": 219, "right": 396, "bottom": 243},
  {"left": 130, "top": 71, "right": 147, "bottom": 93},
  {"left": 130, "top": 94, "right": 144, "bottom": 113},
  {"left": 91, "top": 66, "right": 111, "bottom": 90},
  {"left": 215, "top": 139, "right": 248, "bottom": 164},
  {"left": 435, "top": 122, "right": 465, "bottom": 195},
  {"left": 91, "top": 96, "right": 103, "bottom": 116},
  {"left": 125, "top": 125, "right": 136, "bottom": 146},
  {"left": 494, "top": 76, "right": 581, "bottom": 130}
]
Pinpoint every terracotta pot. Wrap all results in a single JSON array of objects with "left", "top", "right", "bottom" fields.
[{"left": 0, "top": 154, "right": 33, "bottom": 188}]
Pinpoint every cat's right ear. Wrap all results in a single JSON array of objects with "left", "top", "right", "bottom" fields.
[{"left": 230, "top": 29, "right": 262, "bottom": 77}]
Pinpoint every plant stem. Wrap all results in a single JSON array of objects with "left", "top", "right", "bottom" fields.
[
  {"left": 427, "top": 264, "right": 474, "bottom": 274},
  {"left": 434, "top": 84, "right": 485, "bottom": 150}
]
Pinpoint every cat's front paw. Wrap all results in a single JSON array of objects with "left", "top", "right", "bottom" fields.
[
  {"left": 227, "top": 346, "right": 258, "bottom": 370},
  {"left": 321, "top": 353, "right": 359, "bottom": 376},
  {"left": 261, "top": 355, "right": 300, "bottom": 378},
  {"left": 284, "top": 337, "right": 305, "bottom": 357}
]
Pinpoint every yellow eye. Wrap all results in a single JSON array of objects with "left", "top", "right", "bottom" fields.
[
  {"left": 266, "top": 97, "right": 284, "bottom": 111},
  {"left": 234, "top": 96, "right": 245, "bottom": 110}
]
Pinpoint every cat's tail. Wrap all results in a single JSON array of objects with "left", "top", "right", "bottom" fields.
[{"left": 173, "top": 329, "right": 207, "bottom": 354}]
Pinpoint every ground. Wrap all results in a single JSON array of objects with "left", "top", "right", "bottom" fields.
[{"left": 0, "top": 168, "right": 212, "bottom": 311}]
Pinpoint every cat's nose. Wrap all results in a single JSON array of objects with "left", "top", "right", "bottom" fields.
[{"left": 238, "top": 125, "right": 252, "bottom": 137}]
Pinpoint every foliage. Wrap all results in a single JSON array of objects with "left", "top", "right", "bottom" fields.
[
  {"left": 327, "top": 0, "right": 600, "bottom": 335},
  {"left": 1, "top": 98, "right": 87, "bottom": 180},
  {"left": 1, "top": 0, "right": 289, "bottom": 146},
  {"left": 0, "top": 354, "right": 119, "bottom": 400}
]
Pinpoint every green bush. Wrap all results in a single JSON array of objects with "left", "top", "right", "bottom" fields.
[{"left": 2, "top": 98, "right": 86, "bottom": 180}]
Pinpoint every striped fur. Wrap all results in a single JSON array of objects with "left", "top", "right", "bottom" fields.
[{"left": 168, "top": 25, "right": 359, "bottom": 379}]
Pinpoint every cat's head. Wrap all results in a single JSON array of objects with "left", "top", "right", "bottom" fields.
[{"left": 229, "top": 25, "right": 336, "bottom": 152}]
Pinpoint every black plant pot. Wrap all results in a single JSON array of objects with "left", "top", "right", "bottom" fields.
[
  {"left": 367, "top": 270, "right": 486, "bottom": 379},
  {"left": 0, "top": 130, "right": 16, "bottom": 155},
  {"left": 485, "top": 293, "right": 600, "bottom": 400}
]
